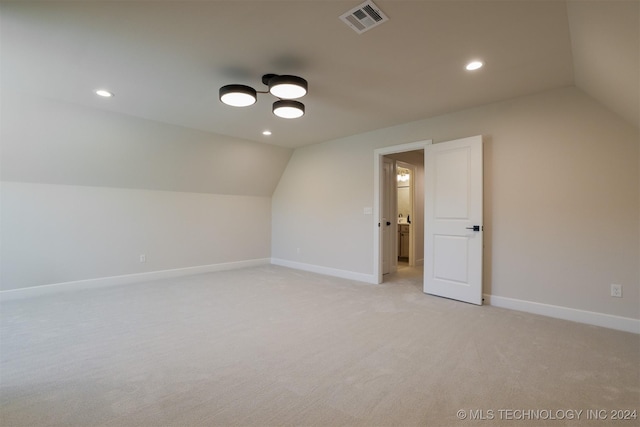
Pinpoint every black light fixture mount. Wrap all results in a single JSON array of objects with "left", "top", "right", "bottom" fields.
[{"left": 219, "top": 74, "right": 308, "bottom": 119}]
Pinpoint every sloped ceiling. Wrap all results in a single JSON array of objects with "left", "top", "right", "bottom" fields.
[
  {"left": 0, "top": 1, "right": 637, "bottom": 149},
  {"left": 567, "top": 0, "right": 639, "bottom": 129}
]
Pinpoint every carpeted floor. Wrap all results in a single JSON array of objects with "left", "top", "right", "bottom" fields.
[{"left": 1, "top": 265, "right": 638, "bottom": 426}]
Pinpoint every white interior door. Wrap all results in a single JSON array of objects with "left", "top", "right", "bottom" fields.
[
  {"left": 424, "top": 135, "right": 483, "bottom": 305},
  {"left": 381, "top": 157, "right": 396, "bottom": 275}
]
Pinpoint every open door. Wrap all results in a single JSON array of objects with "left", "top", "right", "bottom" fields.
[
  {"left": 424, "top": 135, "right": 483, "bottom": 305},
  {"left": 381, "top": 157, "right": 396, "bottom": 275}
]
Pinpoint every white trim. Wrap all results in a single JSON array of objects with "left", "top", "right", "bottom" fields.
[
  {"left": 484, "top": 294, "right": 640, "bottom": 334},
  {"left": 0, "top": 258, "right": 271, "bottom": 301},
  {"left": 375, "top": 140, "right": 433, "bottom": 156},
  {"left": 271, "top": 258, "right": 377, "bottom": 284},
  {"left": 374, "top": 140, "right": 432, "bottom": 284}
]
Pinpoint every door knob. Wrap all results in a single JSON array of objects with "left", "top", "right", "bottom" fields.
[
  {"left": 386, "top": 221, "right": 391, "bottom": 226},
  {"left": 465, "top": 225, "right": 481, "bottom": 231}
]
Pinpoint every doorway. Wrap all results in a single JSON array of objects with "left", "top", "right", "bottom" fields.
[
  {"left": 374, "top": 136, "right": 484, "bottom": 304},
  {"left": 395, "top": 161, "right": 416, "bottom": 267},
  {"left": 373, "top": 140, "right": 432, "bottom": 284}
]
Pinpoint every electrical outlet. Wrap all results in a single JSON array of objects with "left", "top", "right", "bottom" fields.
[
  {"left": 139, "top": 254, "right": 146, "bottom": 263},
  {"left": 610, "top": 284, "right": 622, "bottom": 298}
]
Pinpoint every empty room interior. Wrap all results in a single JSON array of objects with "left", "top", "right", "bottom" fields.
[{"left": 1, "top": 1, "right": 639, "bottom": 426}]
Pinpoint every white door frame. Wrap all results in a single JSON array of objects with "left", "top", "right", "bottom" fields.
[{"left": 373, "top": 140, "right": 432, "bottom": 284}]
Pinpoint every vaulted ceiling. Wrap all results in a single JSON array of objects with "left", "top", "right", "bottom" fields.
[{"left": 1, "top": 1, "right": 637, "bottom": 149}]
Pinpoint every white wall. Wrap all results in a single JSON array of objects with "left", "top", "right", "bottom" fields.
[
  {"left": 1, "top": 92, "right": 292, "bottom": 291},
  {"left": 1, "top": 183, "right": 271, "bottom": 291},
  {"left": 272, "top": 87, "right": 639, "bottom": 320}
]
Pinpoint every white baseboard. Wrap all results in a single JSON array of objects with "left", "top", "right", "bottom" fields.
[
  {"left": 271, "top": 260, "right": 638, "bottom": 334},
  {"left": 0, "top": 258, "right": 271, "bottom": 301},
  {"left": 484, "top": 294, "right": 640, "bottom": 334},
  {"left": 271, "top": 258, "right": 377, "bottom": 284},
  {"left": 5, "top": 260, "right": 635, "bottom": 334}
]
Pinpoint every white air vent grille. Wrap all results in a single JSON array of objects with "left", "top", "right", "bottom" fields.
[{"left": 340, "top": 0, "right": 389, "bottom": 34}]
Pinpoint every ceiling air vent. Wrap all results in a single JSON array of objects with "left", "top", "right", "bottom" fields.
[{"left": 340, "top": 0, "right": 389, "bottom": 34}]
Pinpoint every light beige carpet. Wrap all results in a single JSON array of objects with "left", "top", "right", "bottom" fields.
[{"left": 1, "top": 265, "right": 638, "bottom": 426}]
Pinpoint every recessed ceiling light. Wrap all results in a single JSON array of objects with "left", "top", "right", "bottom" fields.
[
  {"left": 95, "top": 89, "right": 114, "bottom": 97},
  {"left": 262, "top": 130, "right": 272, "bottom": 136},
  {"left": 465, "top": 61, "right": 483, "bottom": 71}
]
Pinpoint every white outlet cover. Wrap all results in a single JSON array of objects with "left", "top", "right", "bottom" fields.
[{"left": 611, "top": 284, "right": 622, "bottom": 297}]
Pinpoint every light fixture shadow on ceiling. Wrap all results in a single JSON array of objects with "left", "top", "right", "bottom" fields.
[
  {"left": 219, "top": 74, "right": 308, "bottom": 119},
  {"left": 268, "top": 55, "right": 309, "bottom": 72},
  {"left": 218, "top": 66, "right": 255, "bottom": 81}
]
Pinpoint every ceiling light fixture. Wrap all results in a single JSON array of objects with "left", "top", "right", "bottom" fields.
[
  {"left": 273, "top": 100, "right": 305, "bottom": 119},
  {"left": 268, "top": 75, "right": 307, "bottom": 99},
  {"left": 95, "top": 89, "right": 114, "bottom": 97},
  {"left": 219, "top": 84, "right": 257, "bottom": 107},
  {"left": 219, "top": 74, "right": 307, "bottom": 119},
  {"left": 262, "top": 130, "right": 272, "bottom": 136},
  {"left": 465, "top": 61, "right": 484, "bottom": 71}
]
